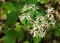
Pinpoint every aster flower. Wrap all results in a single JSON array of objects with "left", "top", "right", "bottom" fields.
[
  {"left": 21, "top": 4, "right": 28, "bottom": 13},
  {"left": 22, "top": 13, "right": 31, "bottom": 20},
  {"left": 32, "top": 6, "right": 39, "bottom": 11},
  {"left": 49, "top": 20, "right": 56, "bottom": 26},
  {"left": 19, "top": 15, "right": 25, "bottom": 22},
  {"left": 29, "top": 29, "right": 39, "bottom": 37},
  {"left": 40, "top": 30, "right": 47, "bottom": 38},
  {"left": 46, "top": 14, "right": 54, "bottom": 20},
  {"left": 28, "top": 4, "right": 33, "bottom": 9},
  {"left": 19, "top": 13, "right": 31, "bottom": 21},
  {"left": 21, "top": 4, "right": 39, "bottom": 13},
  {"left": 28, "top": 4, "right": 39, "bottom": 11},
  {"left": 20, "top": 6, "right": 56, "bottom": 38},
  {"left": 45, "top": 7, "right": 54, "bottom": 14}
]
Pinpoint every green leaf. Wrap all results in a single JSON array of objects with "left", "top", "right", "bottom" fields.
[
  {"left": 3, "top": 37, "right": 15, "bottom": 43},
  {"left": 35, "top": 11, "right": 46, "bottom": 16},
  {"left": 17, "top": 0, "right": 26, "bottom": 3},
  {"left": 1, "top": 13, "right": 6, "bottom": 17},
  {"left": 53, "top": 0, "right": 57, "bottom": 4},
  {"left": 25, "top": 20, "right": 30, "bottom": 29},
  {"left": 29, "top": 10, "right": 34, "bottom": 18},
  {"left": 2, "top": 30, "right": 16, "bottom": 43},
  {"left": 53, "top": 20, "right": 60, "bottom": 37},
  {"left": 37, "top": 0, "right": 48, "bottom": 4},
  {"left": 15, "top": 22, "right": 21, "bottom": 32},
  {"left": 29, "top": 10, "right": 36, "bottom": 19},
  {"left": 5, "top": 11, "right": 19, "bottom": 26},
  {"left": 53, "top": 20, "right": 60, "bottom": 30},
  {"left": 54, "top": 29, "right": 60, "bottom": 37},
  {"left": 3, "top": 26, "right": 9, "bottom": 34},
  {"left": 33, "top": 37, "right": 42, "bottom": 43},
  {"left": 22, "top": 18, "right": 26, "bottom": 24},
  {"left": 26, "top": 0, "right": 37, "bottom": 4},
  {"left": 24, "top": 40, "right": 30, "bottom": 43},
  {"left": 22, "top": 18, "right": 30, "bottom": 29},
  {"left": 16, "top": 30, "right": 24, "bottom": 41},
  {"left": 13, "top": 3, "right": 22, "bottom": 12},
  {"left": 2, "top": 2, "right": 17, "bottom": 11}
]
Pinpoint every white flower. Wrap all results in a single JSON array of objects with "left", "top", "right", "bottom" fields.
[
  {"left": 19, "top": 13, "right": 31, "bottom": 21},
  {"left": 29, "top": 29, "right": 38, "bottom": 37},
  {"left": 49, "top": 20, "right": 56, "bottom": 26},
  {"left": 23, "top": 13, "right": 31, "bottom": 20},
  {"left": 33, "top": 27, "right": 37, "bottom": 30},
  {"left": 33, "top": 31, "right": 37, "bottom": 37},
  {"left": 28, "top": 7, "right": 56, "bottom": 38},
  {"left": 21, "top": 4, "right": 39, "bottom": 13},
  {"left": 45, "top": 7, "right": 54, "bottom": 14},
  {"left": 32, "top": 6, "right": 39, "bottom": 11},
  {"left": 46, "top": 14, "right": 54, "bottom": 20},
  {"left": 28, "top": 4, "right": 33, "bottom": 9},
  {"left": 46, "top": 14, "right": 50, "bottom": 17},
  {"left": 28, "top": 4, "right": 39, "bottom": 11},
  {"left": 32, "top": 4, "right": 36, "bottom": 7},
  {"left": 29, "top": 29, "right": 34, "bottom": 34},
  {"left": 21, "top": 4, "right": 28, "bottom": 13},
  {"left": 41, "top": 30, "right": 46, "bottom": 38},
  {"left": 19, "top": 15, "right": 25, "bottom": 21},
  {"left": 39, "top": 16, "right": 45, "bottom": 21},
  {"left": 35, "top": 16, "right": 41, "bottom": 23}
]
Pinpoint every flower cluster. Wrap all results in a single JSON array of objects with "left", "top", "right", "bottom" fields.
[
  {"left": 19, "top": 4, "right": 56, "bottom": 38},
  {"left": 21, "top": 4, "right": 39, "bottom": 13},
  {"left": 19, "top": 13, "right": 31, "bottom": 21}
]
